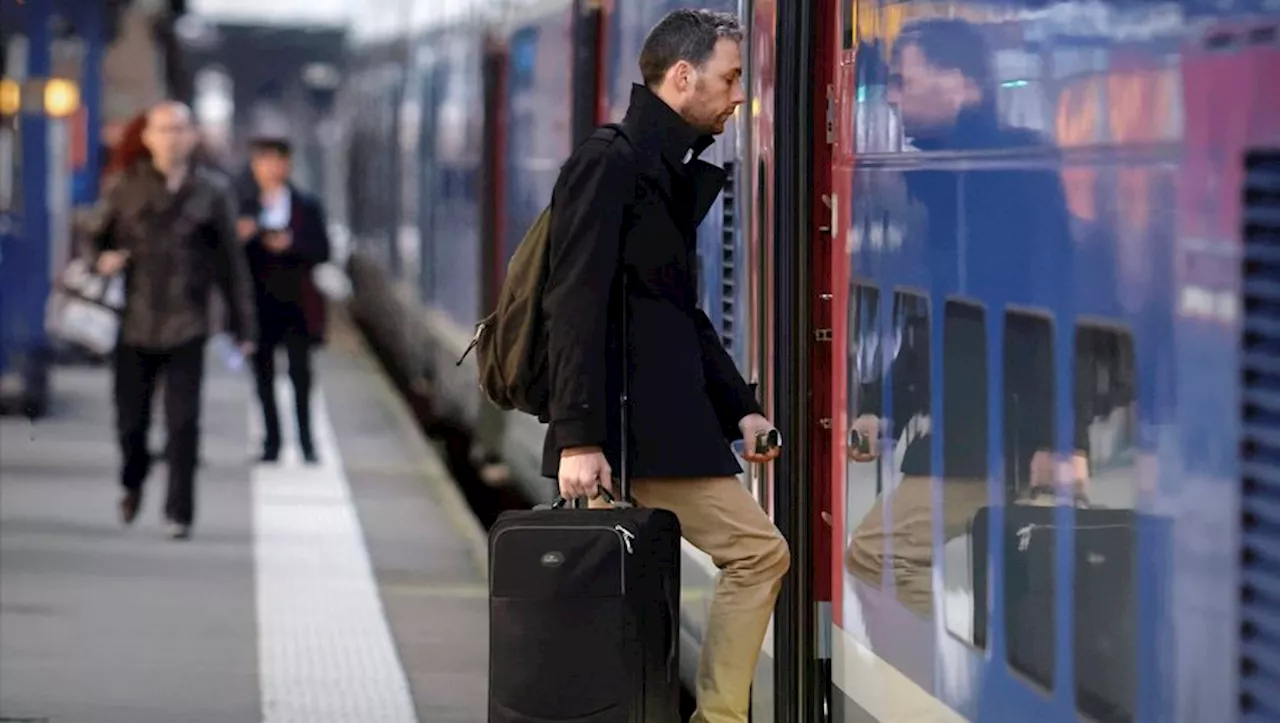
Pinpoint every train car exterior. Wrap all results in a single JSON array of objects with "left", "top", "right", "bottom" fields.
[
  {"left": 333, "top": 0, "right": 1280, "bottom": 720},
  {"left": 826, "top": 1, "right": 1279, "bottom": 722}
]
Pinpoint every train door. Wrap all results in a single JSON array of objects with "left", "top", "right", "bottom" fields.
[
  {"left": 811, "top": 0, "right": 838, "bottom": 718},
  {"left": 766, "top": 0, "right": 838, "bottom": 718}
]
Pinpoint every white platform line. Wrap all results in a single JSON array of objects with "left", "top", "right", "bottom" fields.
[{"left": 252, "top": 378, "right": 419, "bottom": 723}]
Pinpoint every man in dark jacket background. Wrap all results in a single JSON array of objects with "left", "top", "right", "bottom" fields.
[
  {"left": 542, "top": 10, "right": 788, "bottom": 722},
  {"left": 238, "top": 137, "right": 331, "bottom": 464},
  {"left": 91, "top": 100, "right": 257, "bottom": 540}
]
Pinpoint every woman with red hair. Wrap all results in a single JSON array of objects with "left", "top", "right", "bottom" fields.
[
  {"left": 103, "top": 112, "right": 151, "bottom": 182},
  {"left": 75, "top": 112, "right": 148, "bottom": 258}
]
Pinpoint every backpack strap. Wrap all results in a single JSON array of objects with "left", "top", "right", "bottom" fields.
[
  {"left": 597, "top": 121, "right": 630, "bottom": 145},
  {"left": 587, "top": 121, "right": 638, "bottom": 225}
]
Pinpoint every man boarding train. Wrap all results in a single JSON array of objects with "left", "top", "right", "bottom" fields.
[{"left": 543, "top": 10, "right": 788, "bottom": 723}]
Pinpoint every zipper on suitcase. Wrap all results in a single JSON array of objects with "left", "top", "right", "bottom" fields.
[
  {"left": 614, "top": 524, "right": 635, "bottom": 553},
  {"left": 492, "top": 524, "right": 633, "bottom": 594}
]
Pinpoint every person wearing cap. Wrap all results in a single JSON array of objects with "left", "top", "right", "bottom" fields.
[{"left": 239, "top": 137, "right": 331, "bottom": 463}]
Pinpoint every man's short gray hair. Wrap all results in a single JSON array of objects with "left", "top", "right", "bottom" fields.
[{"left": 639, "top": 9, "right": 743, "bottom": 88}]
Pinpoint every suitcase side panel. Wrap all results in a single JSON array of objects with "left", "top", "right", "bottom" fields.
[
  {"left": 488, "top": 507, "right": 683, "bottom": 723},
  {"left": 632, "top": 509, "right": 682, "bottom": 723},
  {"left": 489, "top": 521, "right": 633, "bottom": 722}
]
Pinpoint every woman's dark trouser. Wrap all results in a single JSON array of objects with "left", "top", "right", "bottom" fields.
[
  {"left": 114, "top": 337, "right": 206, "bottom": 525},
  {"left": 251, "top": 327, "right": 313, "bottom": 453}
]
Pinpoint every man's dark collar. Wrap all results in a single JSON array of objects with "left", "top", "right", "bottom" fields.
[
  {"left": 621, "top": 83, "right": 715, "bottom": 166},
  {"left": 909, "top": 102, "right": 1001, "bottom": 151}
]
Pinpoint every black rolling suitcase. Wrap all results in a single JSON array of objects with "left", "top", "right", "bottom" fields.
[
  {"left": 971, "top": 504, "right": 1135, "bottom": 723},
  {"left": 487, "top": 285, "right": 683, "bottom": 723},
  {"left": 487, "top": 491, "right": 682, "bottom": 722}
]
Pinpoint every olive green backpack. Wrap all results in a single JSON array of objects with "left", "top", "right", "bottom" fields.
[{"left": 457, "top": 123, "right": 631, "bottom": 419}]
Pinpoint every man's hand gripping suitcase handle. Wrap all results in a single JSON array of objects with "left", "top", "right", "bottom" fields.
[{"left": 537, "top": 483, "right": 635, "bottom": 510}]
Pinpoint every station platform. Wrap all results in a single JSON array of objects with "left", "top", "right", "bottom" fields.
[{"left": 0, "top": 316, "right": 490, "bottom": 723}]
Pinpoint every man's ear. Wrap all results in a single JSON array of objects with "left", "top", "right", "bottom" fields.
[{"left": 667, "top": 60, "right": 694, "bottom": 94}]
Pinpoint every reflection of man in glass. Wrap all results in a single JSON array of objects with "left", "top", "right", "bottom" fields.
[{"left": 845, "top": 18, "right": 1088, "bottom": 619}]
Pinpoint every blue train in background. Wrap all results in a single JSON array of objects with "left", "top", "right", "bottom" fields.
[
  {"left": 328, "top": 0, "right": 1280, "bottom": 720},
  {"left": 2, "top": 0, "right": 177, "bottom": 417}
]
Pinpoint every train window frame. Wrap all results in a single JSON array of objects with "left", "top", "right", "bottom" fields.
[
  {"left": 1070, "top": 319, "right": 1139, "bottom": 723},
  {"left": 940, "top": 295, "right": 992, "bottom": 651},
  {"left": 997, "top": 304, "right": 1059, "bottom": 701},
  {"left": 846, "top": 281, "right": 886, "bottom": 592}
]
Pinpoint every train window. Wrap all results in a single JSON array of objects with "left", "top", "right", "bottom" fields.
[
  {"left": 942, "top": 300, "right": 989, "bottom": 647},
  {"left": 1072, "top": 324, "right": 1137, "bottom": 723},
  {"left": 845, "top": 283, "right": 883, "bottom": 592},
  {"left": 885, "top": 291, "right": 933, "bottom": 617},
  {"left": 1001, "top": 309, "right": 1057, "bottom": 693}
]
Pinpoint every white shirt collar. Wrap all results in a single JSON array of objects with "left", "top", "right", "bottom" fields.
[{"left": 259, "top": 186, "right": 292, "bottom": 229}]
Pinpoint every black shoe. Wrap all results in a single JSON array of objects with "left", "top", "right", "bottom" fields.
[
  {"left": 260, "top": 445, "right": 280, "bottom": 463},
  {"left": 119, "top": 490, "right": 142, "bottom": 526},
  {"left": 300, "top": 441, "right": 318, "bottom": 465}
]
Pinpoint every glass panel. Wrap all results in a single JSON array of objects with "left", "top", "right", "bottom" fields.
[
  {"left": 1072, "top": 325, "right": 1138, "bottom": 723},
  {"left": 845, "top": 284, "right": 883, "bottom": 591},
  {"left": 1002, "top": 310, "right": 1057, "bottom": 692},
  {"left": 942, "top": 300, "right": 989, "bottom": 645}
]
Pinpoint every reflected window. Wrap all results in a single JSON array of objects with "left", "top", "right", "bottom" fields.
[
  {"left": 852, "top": 41, "right": 899, "bottom": 155},
  {"left": 844, "top": 290, "right": 935, "bottom": 618},
  {"left": 1000, "top": 310, "right": 1057, "bottom": 692},
  {"left": 845, "top": 284, "right": 883, "bottom": 591},
  {"left": 1072, "top": 325, "right": 1137, "bottom": 723},
  {"left": 885, "top": 292, "right": 933, "bottom": 615},
  {"left": 942, "top": 300, "right": 989, "bottom": 646},
  {"left": 992, "top": 49, "right": 1048, "bottom": 133}
]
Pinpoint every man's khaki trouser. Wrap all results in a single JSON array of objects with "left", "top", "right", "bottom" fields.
[
  {"left": 592, "top": 476, "right": 790, "bottom": 723},
  {"left": 846, "top": 476, "right": 988, "bottom": 616}
]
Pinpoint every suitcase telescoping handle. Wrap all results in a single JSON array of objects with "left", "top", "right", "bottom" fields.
[{"left": 616, "top": 271, "right": 632, "bottom": 503}]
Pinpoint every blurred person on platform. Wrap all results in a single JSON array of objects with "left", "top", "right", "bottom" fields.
[
  {"left": 88, "top": 100, "right": 257, "bottom": 540},
  {"left": 238, "top": 136, "right": 331, "bottom": 464}
]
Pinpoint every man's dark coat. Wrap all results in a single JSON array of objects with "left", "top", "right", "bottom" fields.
[
  {"left": 242, "top": 186, "right": 331, "bottom": 345},
  {"left": 540, "top": 84, "right": 762, "bottom": 481}
]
